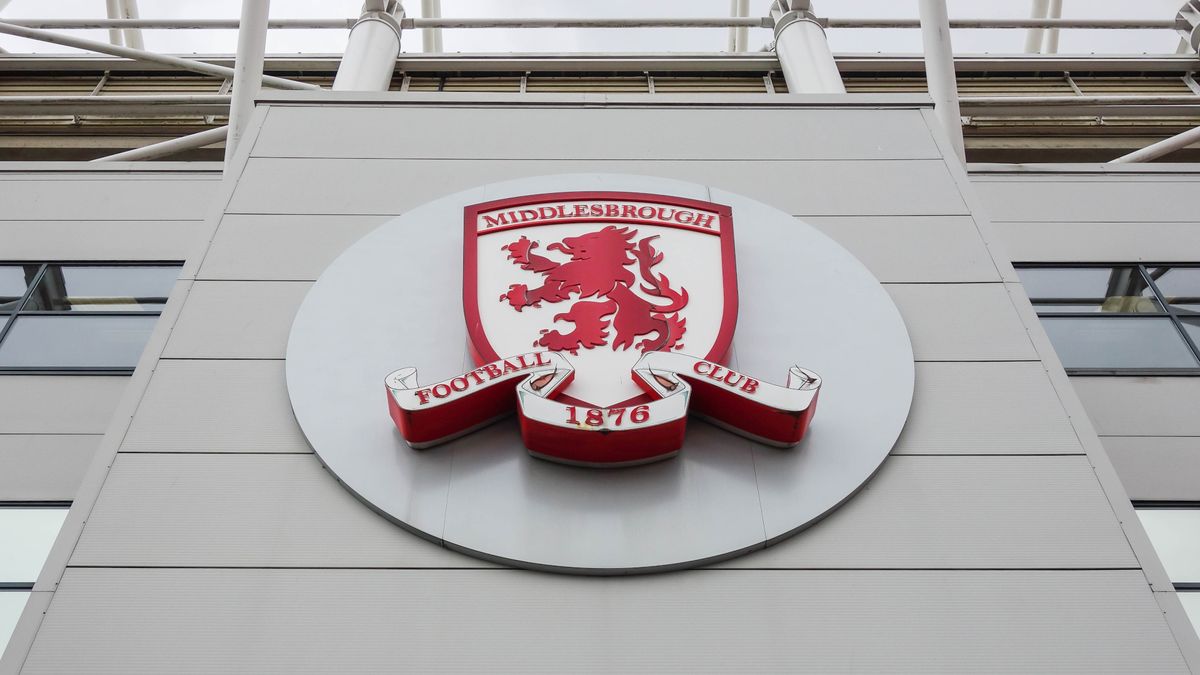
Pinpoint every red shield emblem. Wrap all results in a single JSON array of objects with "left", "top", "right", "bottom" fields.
[
  {"left": 384, "top": 191, "right": 820, "bottom": 467},
  {"left": 464, "top": 191, "right": 738, "bottom": 409}
]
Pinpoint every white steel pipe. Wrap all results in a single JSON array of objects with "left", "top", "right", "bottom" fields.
[
  {"left": 727, "top": 0, "right": 738, "bottom": 51},
  {"left": 225, "top": 0, "right": 269, "bottom": 165},
  {"left": 119, "top": 0, "right": 144, "bottom": 50},
  {"left": 1025, "top": 0, "right": 1051, "bottom": 53},
  {"left": 0, "top": 21, "right": 318, "bottom": 90},
  {"left": 771, "top": 2, "right": 845, "bottom": 94},
  {"left": 1044, "top": 0, "right": 1063, "bottom": 54},
  {"left": 404, "top": 17, "right": 769, "bottom": 29},
  {"left": 104, "top": 0, "right": 124, "bottom": 46},
  {"left": 919, "top": 0, "right": 966, "bottom": 162},
  {"left": 421, "top": 0, "right": 443, "bottom": 52},
  {"left": 1, "top": 17, "right": 1179, "bottom": 31},
  {"left": 92, "top": 125, "right": 228, "bottom": 162},
  {"left": 0, "top": 0, "right": 9, "bottom": 52},
  {"left": 1110, "top": 125, "right": 1200, "bottom": 163},
  {"left": 2, "top": 19, "right": 356, "bottom": 29},
  {"left": 821, "top": 18, "right": 1179, "bottom": 29},
  {"left": 734, "top": 0, "right": 749, "bottom": 51},
  {"left": 334, "top": 3, "right": 403, "bottom": 91}
]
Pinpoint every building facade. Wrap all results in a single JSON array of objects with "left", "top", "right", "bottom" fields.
[{"left": 1, "top": 22, "right": 1200, "bottom": 675}]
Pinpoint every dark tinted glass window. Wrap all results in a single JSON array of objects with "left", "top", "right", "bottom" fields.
[
  {"left": 1017, "top": 267, "right": 1160, "bottom": 313},
  {"left": 1018, "top": 265, "right": 1200, "bottom": 373},
  {"left": 0, "top": 315, "right": 159, "bottom": 368},
  {"left": 0, "top": 263, "right": 180, "bottom": 372},
  {"left": 1041, "top": 317, "right": 1198, "bottom": 369},
  {"left": 0, "top": 265, "right": 40, "bottom": 313},
  {"left": 1183, "top": 317, "right": 1200, "bottom": 346},
  {"left": 24, "top": 265, "right": 178, "bottom": 312},
  {"left": 1149, "top": 267, "right": 1200, "bottom": 315}
]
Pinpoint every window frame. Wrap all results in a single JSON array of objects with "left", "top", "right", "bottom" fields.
[
  {"left": 0, "top": 261, "right": 181, "bottom": 375},
  {"left": 0, "top": 501, "right": 71, "bottom": 659},
  {"left": 0, "top": 501, "right": 71, "bottom": 591},
  {"left": 1134, "top": 503, "right": 1200, "bottom": 602},
  {"left": 1016, "top": 263, "right": 1200, "bottom": 376}
]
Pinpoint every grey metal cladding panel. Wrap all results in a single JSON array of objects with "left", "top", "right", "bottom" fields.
[
  {"left": 70, "top": 453, "right": 484, "bottom": 568},
  {"left": 0, "top": 435, "right": 99, "bottom": 501},
  {"left": 22, "top": 569, "right": 1187, "bottom": 674},
  {"left": 716, "top": 455, "right": 1133, "bottom": 568},
  {"left": 0, "top": 377, "right": 128, "bottom": 434},
  {"left": 68, "top": 453, "right": 1133, "bottom": 569},
  {"left": 893, "top": 362, "right": 1082, "bottom": 455},
  {"left": 807, "top": 216, "right": 1001, "bottom": 283},
  {"left": 252, "top": 106, "right": 942, "bottom": 160},
  {"left": 120, "top": 360, "right": 308, "bottom": 453},
  {"left": 973, "top": 179, "right": 1200, "bottom": 222},
  {"left": 201, "top": 214, "right": 1000, "bottom": 284},
  {"left": 886, "top": 283, "right": 1037, "bottom": 361},
  {"left": 198, "top": 214, "right": 390, "bottom": 280},
  {"left": 0, "top": 177, "right": 219, "bottom": 221},
  {"left": 161, "top": 281, "right": 1033, "bottom": 362},
  {"left": 0, "top": 220, "right": 206, "bottom": 261},
  {"left": 227, "top": 158, "right": 968, "bottom": 217},
  {"left": 1072, "top": 377, "right": 1200, "bottom": 436},
  {"left": 1103, "top": 437, "right": 1200, "bottom": 501},
  {"left": 120, "top": 360, "right": 1078, "bottom": 456},
  {"left": 162, "top": 281, "right": 311, "bottom": 359},
  {"left": 993, "top": 221, "right": 1200, "bottom": 263}
]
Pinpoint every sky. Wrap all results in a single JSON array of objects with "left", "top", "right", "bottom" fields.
[{"left": 0, "top": 0, "right": 1190, "bottom": 56}]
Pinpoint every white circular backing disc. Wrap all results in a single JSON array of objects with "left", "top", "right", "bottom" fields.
[{"left": 286, "top": 174, "right": 914, "bottom": 574}]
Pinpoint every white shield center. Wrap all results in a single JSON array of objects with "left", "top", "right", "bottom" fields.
[{"left": 476, "top": 216, "right": 727, "bottom": 408}]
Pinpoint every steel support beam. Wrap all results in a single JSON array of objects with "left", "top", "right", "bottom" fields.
[
  {"left": 104, "top": 0, "right": 124, "bottom": 46},
  {"left": 770, "top": 1, "right": 845, "bottom": 94},
  {"left": 1025, "top": 0, "right": 1051, "bottom": 53},
  {"left": 919, "top": 0, "right": 965, "bottom": 162},
  {"left": 1110, "top": 124, "right": 1200, "bottom": 163},
  {"left": 334, "top": 1, "right": 404, "bottom": 91},
  {"left": 403, "top": 17, "right": 769, "bottom": 29},
  {"left": 0, "top": 20, "right": 318, "bottom": 90},
  {"left": 0, "top": 94, "right": 230, "bottom": 115},
  {"left": 421, "top": 0, "right": 443, "bottom": 52},
  {"left": 1044, "top": 0, "right": 1063, "bottom": 54},
  {"left": 2, "top": 18, "right": 356, "bottom": 30},
  {"left": 225, "top": 0, "right": 270, "bottom": 164},
  {"left": 728, "top": 0, "right": 749, "bottom": 52},
  {"left": 92, "top": 125, "right": 227, "bottom": 162},
  {"left": 727, "top": 0, "right": 738, "bottom": 51},
  {"left": 822, "top": 18, "right": 1181, "bottom": 30},
  {"left": 0, "top": 17, "right": 1183, "bottom": 31},
  {"left": 0, "top": 0, "right": 9, "bottom": 52},
  {"left": 119, "top": 0, "right": 144, "bottom": 50}
]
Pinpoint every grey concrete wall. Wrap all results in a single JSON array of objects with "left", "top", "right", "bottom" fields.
[
  {"left": 973, "top": 167, "right": 1200, "bottom": 502},
  {"left": 3, "top": 100, "right": 1194, "bottom": 672}
]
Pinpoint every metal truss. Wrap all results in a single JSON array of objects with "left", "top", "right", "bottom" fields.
[{"left": 0, "top": 0, "right": 1196, "bottom": 165}]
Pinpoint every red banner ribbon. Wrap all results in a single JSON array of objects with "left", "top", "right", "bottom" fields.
[{"left": 386, "top": 351, "right": 820, "bottom": 466}]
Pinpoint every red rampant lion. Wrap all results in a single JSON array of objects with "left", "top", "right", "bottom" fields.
[{"left": 499, "top": 225, "right": 688, "bottom": 355}]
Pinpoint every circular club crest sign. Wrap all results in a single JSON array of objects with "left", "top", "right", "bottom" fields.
[{"left": 287, "top": 174, "right": 913, "bottom": 574}]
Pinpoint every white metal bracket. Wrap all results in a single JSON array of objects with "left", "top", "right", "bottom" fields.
[{"left": 1179, "top": 0, "right": 1200, "bottom": 55}]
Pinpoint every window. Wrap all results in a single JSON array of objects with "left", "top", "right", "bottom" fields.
[
  {"left": 1136, "top": 504, "right": 1200, "bottom": 639},
  {"left": 1016, "top": 265, "right": 1200, "bottom": 374},
  {"left": 0, "top": 504, "right": 70, "bottom": 656},
  {"left": 0, "top": 263, "right": 180, "bottom": 373}
]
